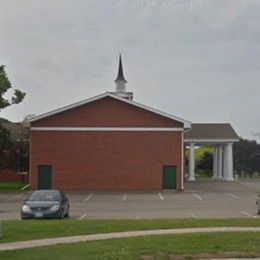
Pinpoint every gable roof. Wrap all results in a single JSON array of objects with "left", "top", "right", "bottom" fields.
[
  {"left": 184, "top": 123, "right": 240, "bottom": 142},
  {"left": 27, "top": 92, "right": 191, "bottom": 128}
]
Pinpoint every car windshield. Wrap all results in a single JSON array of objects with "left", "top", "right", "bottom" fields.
[{"left": 29, "top": 191, "right": 61, "bottom": 201}]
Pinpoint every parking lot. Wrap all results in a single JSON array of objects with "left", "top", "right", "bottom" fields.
[{"left": 0, "top": 179, "right": 259, "bottom": 220}]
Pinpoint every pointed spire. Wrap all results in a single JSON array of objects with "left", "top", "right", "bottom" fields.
[
  {"left": 113, "top": 54, "right": 133, "bottom": 100},
  {"left": 115, "top": 54, "right": 127, "bottom": 83}
]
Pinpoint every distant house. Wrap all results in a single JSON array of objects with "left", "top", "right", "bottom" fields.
[{"left": 26, "top": 56, "right": 239, "bottom": 191}]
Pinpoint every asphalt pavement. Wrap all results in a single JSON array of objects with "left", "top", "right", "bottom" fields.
[{"left": 0, "top": 178, "right": 259, "bottom": 220}]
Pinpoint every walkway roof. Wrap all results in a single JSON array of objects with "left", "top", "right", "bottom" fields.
[{"left": 184, "top": 123, "right": 240, "bottom": 144}]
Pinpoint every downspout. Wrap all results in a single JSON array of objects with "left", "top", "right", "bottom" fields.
[{"left": 181, "top": 126, "right": 192, "bottom": 191}]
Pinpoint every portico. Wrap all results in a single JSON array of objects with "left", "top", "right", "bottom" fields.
[{"left": 184, "top": 124, "right": 239, "bottom": 182}]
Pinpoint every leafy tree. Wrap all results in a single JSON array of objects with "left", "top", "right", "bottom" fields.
[
  {"left": 194, "top": 147, "right": 213, "bottom": 162},
  {"left": 0, "top": 120, "right": 29, "bottom": 173},
  {"left": 0, "top": 65, "right": 26, "bottom": 173},
  {"left": 196, "top": 151, "right": 213, "bottom": 176},
  {"left": 8, "top": 139, "right": 29, "bottom": 173},
  {"left": 234, "top": 138, "right": 260, "bottom": 176},
  {"left": 0, "top": 65, "right": 25, "bottom": 110},
  {"left": 0, "top": 121, "right": 12, "bottom": 149}
]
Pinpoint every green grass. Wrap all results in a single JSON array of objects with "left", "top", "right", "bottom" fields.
[
  {"left": 1, "top": 219, "right": 260, "bottom": 243},
  {"left": 1, "top": 232, "right": 260, "bottom": 259},
  {"left": 0, "top": 182, "right": 25, "bottom": 191},
  {"left": 196, "top": 170, "right": 213, "bottom": 178}
]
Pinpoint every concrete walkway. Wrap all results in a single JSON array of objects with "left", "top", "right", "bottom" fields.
[{"left": 0, "top": 227, "right": 260, "bottom": 251}]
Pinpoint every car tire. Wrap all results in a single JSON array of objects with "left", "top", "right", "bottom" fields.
[
  {"left": 59, "top": 209, "right": 64, "bottom": 220},
  {"left": 65, "top": 209, "right": 69, "bottom": 218},
  {"left": 65, "top": 205, "right": 70, "bottom": 218}
]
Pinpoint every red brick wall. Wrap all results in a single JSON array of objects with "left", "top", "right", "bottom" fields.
[
  {"left": 33, "top": 97, "right": 183, "bottom": 128},
  {"left": 30, "top": 131, "right": 182, "bottom": 191},
  {"left": 30, "top": 96, "right": 184, "bottom": 191}
]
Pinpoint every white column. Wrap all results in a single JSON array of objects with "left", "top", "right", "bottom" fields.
[
  {"left": 212, "top": 146, "right": 218, "bottom": 179},
  {"left": 188, "top": 143, "right": 195, "bottom": 181},
  {"left": 223, "top": 143, "right": 234, "bottom": 181},
  {"left": 217, "top": 145, "right": 223, "bottom": 179}
]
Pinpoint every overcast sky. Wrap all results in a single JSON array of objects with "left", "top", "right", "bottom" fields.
[{"left": 0, "top": 0, "right": 259, "bottom": 141}]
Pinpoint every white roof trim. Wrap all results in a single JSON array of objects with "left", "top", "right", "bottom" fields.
[
  {"left": 27, "top": 92, "right": 191, "bottom": 128},
  {"left": 184, "top": 138, "right": 240, "bottom": 143},
  {"left": 31, "top": 127, "right": 184, "bottom": 132}
]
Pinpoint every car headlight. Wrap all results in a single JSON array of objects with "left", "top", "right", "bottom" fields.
[
  {"left": 50, "top": 205, "right": 60, "bottom": 212},
  {"left": 22, "top": 205, "right": 31, "bottom": 213}
]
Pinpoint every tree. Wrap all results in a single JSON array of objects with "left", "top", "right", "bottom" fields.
[
  {"left": 0, "top": 121, "right": 12, "bottom": 149},
  {"left": 0, "top": 65, "right": 26, "bottom": 173},
  {"left": 0, "top": 65, "right": 25, "bottom": 111},
  {"left": 233, "top": 138, "right": 260, "bottom": 177},
  {"left": 0, "top": 122, "right": 13, "bottom": 171},
  {"left": 196, "top": 151, "right": 213, "bottom": 176}
]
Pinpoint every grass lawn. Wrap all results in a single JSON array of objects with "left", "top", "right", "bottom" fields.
[
  {"left": 0, "top": 182, "right": 25, "bottom": 191},
  {"left": 1, "top": 232, "right": 260, "bottom": 259},
  {"left": 1, "top": 218, "right": 260, "bottom": 243}
]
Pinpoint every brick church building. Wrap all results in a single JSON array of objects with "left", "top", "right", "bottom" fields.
[{"left": 27, "top": 56, "right": 239, "bottom": 191}]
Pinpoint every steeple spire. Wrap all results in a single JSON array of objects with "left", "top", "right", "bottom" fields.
[
  {"left": 115, "top": 54, "right": 127, "bottom": 83},
  {"left": 114, "top": 54, "right": 133, "bottom": 100}
]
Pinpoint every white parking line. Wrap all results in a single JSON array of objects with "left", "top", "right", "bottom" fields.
[
  {"left": 241, "top": 211, "right": 257, "bottom": 218},
  {"left": 123, "top": 193, "right": 127, "bottom": 201},
  {"left": 158, "top": 193, "right": 164, "bottom": 201},
  {"left": 191, "top": 213, "right": 198, "bottom": 219},
  {"left": 192, "top": 193, "right": 202, "bottom": 200},
  {"left": 78, "top": 214, "right": 87, "bottom": 220},
  {"left": 83, "top": 193, "right": 93, "bottom": 202},
  {"left": 227, "top": 193, "right": 240, "bottom": 199}
]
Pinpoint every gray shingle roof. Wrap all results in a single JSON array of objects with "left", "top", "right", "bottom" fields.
[{"left": 184, "top": 123, "right": 239, "bottom": 141}]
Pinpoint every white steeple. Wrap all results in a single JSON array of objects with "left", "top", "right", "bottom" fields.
[{"left": 114, "top": 54, "right": 133, "bottom": 100}]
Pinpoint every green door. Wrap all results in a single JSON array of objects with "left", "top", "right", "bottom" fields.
[
  {"left": 38, "top": 165, "right": 52, "bottom": 190},
  {"left": 162, "top": 166, "right": 176, "bottom": 189}
]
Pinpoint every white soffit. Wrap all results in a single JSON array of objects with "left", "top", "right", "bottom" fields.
[
  {"left": 184, "top": 138, "right": 240, "bottom": 143},
  {"left": 31, "top": 127, "right": 184, "bottom": 131}
]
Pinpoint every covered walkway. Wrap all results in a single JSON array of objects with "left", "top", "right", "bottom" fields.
[{"left": 184, "top": 123, "right": 240, "bottom": 182}]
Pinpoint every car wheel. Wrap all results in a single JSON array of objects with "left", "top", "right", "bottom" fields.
[
  {"left": 65, "top": 209, "right": 69, "bottom": 218},
  {"left": 59, "top": 209, "right": 64, "bottom": 220}
]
